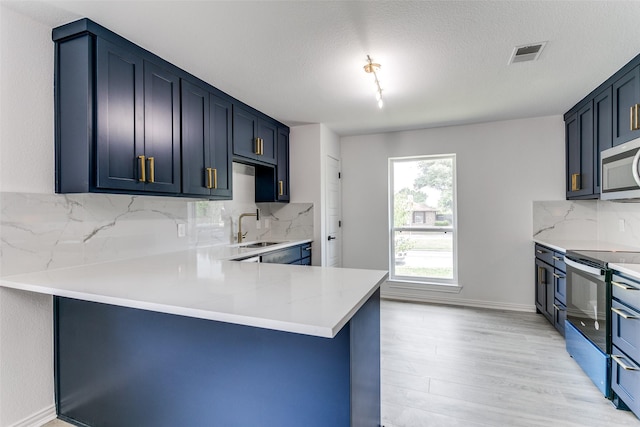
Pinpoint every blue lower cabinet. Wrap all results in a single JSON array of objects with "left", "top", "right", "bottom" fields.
[
  {"left": 565, "top": 320, "right": 610, "bottom": 397},
  {"left": 54, "top": 290, "right": 380, "bottom": 427},
  {"left": 611, "top": 346, "right": 640, "bottom": 415}
]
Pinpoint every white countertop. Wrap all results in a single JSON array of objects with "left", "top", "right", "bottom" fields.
[
  {"left": 610, "top": 263, "right": 640, "bottom": 281},
  {"left": 0, "top": 243, "right": 387, "bottom": 338},
  {"left": 533, "top": 238, "right": 640, "bottom": 253}
]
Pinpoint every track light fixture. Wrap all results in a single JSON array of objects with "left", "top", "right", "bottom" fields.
[{"left": 364, "top": 55, "right": 383, "bottom": 109}]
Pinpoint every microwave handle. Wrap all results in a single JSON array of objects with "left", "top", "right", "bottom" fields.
[{"left": 632, "top": 148, "right": 640, "bottom": 187}]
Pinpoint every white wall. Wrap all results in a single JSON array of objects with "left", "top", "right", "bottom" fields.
[
  {"left": 0, "top": 5, "right": 56, "bottom": 426},
  {"left": 341, "top": 116, "right": 565, "bottom": 310},
  {"left": 290, "top": 123, "right": 341, "bottom": 266}
]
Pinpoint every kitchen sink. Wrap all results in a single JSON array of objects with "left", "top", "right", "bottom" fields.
[{"left": 239, "top": 241, "right": 281, "bottom": 249}]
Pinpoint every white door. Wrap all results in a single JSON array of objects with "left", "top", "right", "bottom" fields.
[{"left": 326, "top": 155, "right": 342, "bottom": 267}]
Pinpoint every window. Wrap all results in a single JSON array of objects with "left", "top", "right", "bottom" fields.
[{"left": 389, "top": 154, "right": 457, "bottom": 285}]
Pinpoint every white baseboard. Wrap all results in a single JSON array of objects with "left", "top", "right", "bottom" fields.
[
  {"left": 381, "top": 289, "right": 536, "bottom": 312},
  {"left": 8, "top": 404, "right": 56, "bottom": 427}
]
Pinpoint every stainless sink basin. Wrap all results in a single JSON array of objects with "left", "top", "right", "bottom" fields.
[{"left": 239, "top": 241, "right": 281, "bottom": 249}]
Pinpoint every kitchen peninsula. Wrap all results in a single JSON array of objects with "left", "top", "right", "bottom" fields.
[{"left": 0, "top": 243, "right": 387, "bottom": 427}]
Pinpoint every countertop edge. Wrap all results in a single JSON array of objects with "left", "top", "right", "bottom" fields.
[{"left": 610, "top": 263, "right": 640, "bottom": 281}]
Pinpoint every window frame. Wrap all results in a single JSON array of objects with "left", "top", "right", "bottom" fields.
[{"left": 388, "top": 154, "right": 458, "bottom": 286}]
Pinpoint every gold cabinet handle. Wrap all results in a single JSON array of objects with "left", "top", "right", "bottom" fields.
[
  {"left": 538, "top": 266, "right": 546, "bottom": 286},
  {"left": 260, "top": 138, "right": 264, "bottom": 155},
  {"left": 631, "top": 105, "right": 634, "bottom": 131},
  {"left": 611, "top": 306, "right": 639, "bottom": 320},
  {"left": 206, "top": 168, "right": 213, "bottom": 189},
  {"left": 147, "top": 157, "right": 155, "bottom": 183},
  {"left": 571, "top": 173, "right": 580, "bottom": 191},
  {"left": 612, "top": 281, "right": 639, "bottom": 291},
  {"left": 255, "top": 138, "right": 261, "bottom": 155},
  {"left": 213, "top": 168, "right": 218, "bottom": 189},
  {"left": 612, "top": 354, "right": 640, "bottom": 371},
  {"left": 278, "top": 180, "right": 284, "bottom": 196},
  {"left": 138, "top": 155, "right": 146, "bottom": 182},
  {"left": 552, "top": 256, "right": 562, "bottom": 261},
  {"left": 536, "top": 249, "right": 545, "bottom": 254}
]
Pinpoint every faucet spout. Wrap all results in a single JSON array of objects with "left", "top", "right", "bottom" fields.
[{"left": 237, "top": 209, "right": 260, "bottom": 243}]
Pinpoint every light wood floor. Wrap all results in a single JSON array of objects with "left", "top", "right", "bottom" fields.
[
  {"left": 43, "top": 300, "right": 640, "bottom": 426},
  {"left": 381, "top": 300, "right": 640, "bottom": 427}
]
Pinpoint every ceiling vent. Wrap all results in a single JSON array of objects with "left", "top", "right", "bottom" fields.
[{"left": 509, "top": 42, "right": 547, "bottom": 64}]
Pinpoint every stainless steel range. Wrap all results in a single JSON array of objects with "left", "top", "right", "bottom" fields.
[{"left": 564, "top": 250, "right": 640, "bottom": 399}]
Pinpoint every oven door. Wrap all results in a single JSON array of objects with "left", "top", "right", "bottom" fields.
[{"left": 564, "top": 257, "right": 609, "bottom": 353}]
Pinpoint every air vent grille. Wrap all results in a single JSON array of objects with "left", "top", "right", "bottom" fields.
[{"left": 509, "top": 42, "right": 547, "bottom": 64}]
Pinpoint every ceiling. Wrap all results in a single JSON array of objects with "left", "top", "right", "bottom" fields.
[{"left": 7, "top": 0, "right": 640, "bottom": 136}]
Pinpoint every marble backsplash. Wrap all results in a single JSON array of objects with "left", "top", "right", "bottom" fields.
[
  {"left": 533, "top": 200, "right": 640, "bottom": 249},
  {"left": 0, "top": 189, "right": 313, "bottom": 277}
]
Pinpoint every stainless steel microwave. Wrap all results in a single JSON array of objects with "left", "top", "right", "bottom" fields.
[{"left": 601, "top": 137, "right": 640, "bottom": 200}]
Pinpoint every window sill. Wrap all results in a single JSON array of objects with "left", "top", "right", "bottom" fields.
[{"left": 385, "top": 280, "right": 462, "bottom": 294}]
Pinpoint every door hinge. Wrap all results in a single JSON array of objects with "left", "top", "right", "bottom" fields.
[
  {"left": 338, "top": 172, "right": 341, "bottom": 179},
  {"left": 339, "top": 220, "right": 342, "bottom": 228}
]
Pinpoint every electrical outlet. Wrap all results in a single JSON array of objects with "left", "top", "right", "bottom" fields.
[
  {"left": 619, "top": 219, "right": 626, "bottom": 232},
  {"left": 177, "top": 223, "right": 186, "bottom": 237},
  {"left": 256, "top": 220, "right": 261, "bottom": 230}
]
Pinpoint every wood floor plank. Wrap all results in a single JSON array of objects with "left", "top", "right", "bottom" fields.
[{"left": 381, "top": 299, "right": 640, "bottom": 427}]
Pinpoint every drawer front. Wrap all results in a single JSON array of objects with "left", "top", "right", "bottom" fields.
[
  {"left": 554, "top": 269, "right": 567, "bottom": 306},
  {"left": 612, "top": 299, "right": 640, "bottom": 362},
  {"left": 261, "top": 245, "right": 301, "bottom": 264},
  {"left": 612, "top": 273, "right": 640, "bottom": 312},
  {"left": 535, "top": 244, "right": 554, "bottom": 266},
  {"left": 553, "top": 252, "right": 566, "bottom": 272},
  {"left": 611, "top": 345, "right": 640, "bottom": 416}
]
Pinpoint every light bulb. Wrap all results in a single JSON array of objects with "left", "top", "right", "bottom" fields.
[
  {"left": 375, "top": 91, "right": 382, "bottom": 101},
  {"left": 378, "top": 99, "right": 384, "bottom": 109}
]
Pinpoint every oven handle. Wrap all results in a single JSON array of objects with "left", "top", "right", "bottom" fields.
[{"left": 564, "top": 257, "right": 604, "bottom": 277}]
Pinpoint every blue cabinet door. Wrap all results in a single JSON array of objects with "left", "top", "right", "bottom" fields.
[
  {"left": 233, "top": 105, "right": 259, "bottom": 160},
  {"left": 181, "top": 80, "right": 210, "bottom": 196},
  {"left": 277, "top": 127, "right": 290, "bottom": 202},
  {"left": 613, "top": 66, "right": 640, "bottom": 146},
  {"left": 257, "top": 118, "right": 278, "bottom": 165},
  {"left": 209, "top": 94, "right": 233, "bottom": 198},
  {"left": 95, "top": 38, "right": 144, "bottom": 191},
  {"left": 594, "top": 87, "right": 612, "bottom": 195},
  {"left": 142, "top": 61, "right": 180, "bottom": 193},
  {"left": 95, "top": 39, "right": 180, "bottom": 193},
  {"left": 181, "top": 80, "right": 232, "bottom": 198}
]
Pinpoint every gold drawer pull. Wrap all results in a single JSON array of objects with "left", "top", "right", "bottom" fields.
[
  {"left": 612, "top": 354, "right": 640, "bottom": 371},
  {"left": 206, "top": 168, "right": 213, "bottom": 189},
  {"left": 612, "top": 281, "right": 639, "bottom": 291},
  {"left": 255, "top": 138, "right": 261, "bottom": 155},
  {"left": 148, "top": 157, "right": 155, "bottom": 183},
  {"left": 213, "top": 168, "right": 218, "bottom": 189},
  {"left": 279, "top": 180, "right": 284, "bottom": 196},
  {"left": 138, "top": 155, "right": 146, "bottom": 182},
  {"left": 571, "top": 173, "right": 580, "bottom": 191},
  {"left": 612, "top": 307, "right": 639, "bottom": 320}
]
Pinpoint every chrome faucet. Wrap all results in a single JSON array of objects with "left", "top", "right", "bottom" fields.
[{"left": 237, "top": 209, "right": 260, "bottom": 243}]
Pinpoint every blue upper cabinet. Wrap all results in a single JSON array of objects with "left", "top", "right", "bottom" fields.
[
  {"left": 181, "top": 80, "right": 232, "bottom": 199},
  {"left": 276, "top": 127, "right": 290, "bottom": 202},
  {"left": 91, "top": 37, "right": 180, "bottom": 194},
  {"left": 53, "top": 18, "right": 288, "bottom": 201},
  {"left": 233, "top": 104, "right": 277, "bottom": 165},
  {"left": 564, "top": 53, "right": 640, "bottom": 200}
]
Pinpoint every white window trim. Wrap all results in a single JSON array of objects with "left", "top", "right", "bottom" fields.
[{"left": 388, "top": 154, "right": 458, "bottom": 286}]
